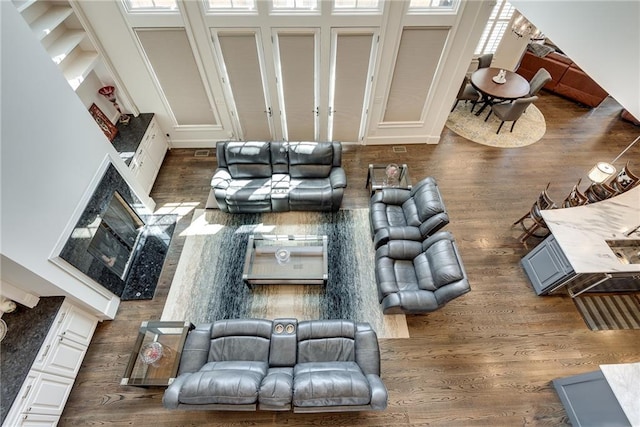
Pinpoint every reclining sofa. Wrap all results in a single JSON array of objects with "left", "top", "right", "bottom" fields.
[
  {"left": 369, "top": 176, "right": 449, "bottom": 249},
  {"left": 375, "top": 231, "right": 470, "bottom": 314},
  {"left": 162, "top": 318, "right": 388, "bottom": 413},
  {"left": 210, "top": 141, "right": 346, "bottom": 213}
]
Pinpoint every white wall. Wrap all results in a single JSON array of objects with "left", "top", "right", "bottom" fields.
[
  {"left": 0, "top": 2, "right": 129, "bottom": 318},
  {"left": 511, "top": 0, "right": 640, "bottom": 119}
]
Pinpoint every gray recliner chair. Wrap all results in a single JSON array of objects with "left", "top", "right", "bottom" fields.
[
  {"left": 369, "top": 176, "right": 449, "bottom": 249},
  {"left": 375, "top": 231, "right": 470, "bottom": 314}
]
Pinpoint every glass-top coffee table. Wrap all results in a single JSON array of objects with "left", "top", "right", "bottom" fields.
[
  {"left": 242, "top": 234, "right": 328, "bottom": 285},
  {"left": 121, "top": 320, "right": 193, "bottom": 387}
]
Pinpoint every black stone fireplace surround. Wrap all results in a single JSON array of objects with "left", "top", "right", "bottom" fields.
[{"left": 59, "top": 164, "right": 175, "bottom": 300}]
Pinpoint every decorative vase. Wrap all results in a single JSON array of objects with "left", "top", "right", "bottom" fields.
[{"left": 98, "top": 85, "right": 130, "bottom": 125}]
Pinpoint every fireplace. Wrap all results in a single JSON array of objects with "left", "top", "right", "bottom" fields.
[
  {"left": 58, "top": 164, "right": 175, "bottom": 300},
  {"left": 87, "top": 191, "right": 144, "bottom": 279}
]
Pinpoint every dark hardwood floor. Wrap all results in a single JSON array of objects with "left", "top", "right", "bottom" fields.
[{"left": 60, "top": 93, "right": 640, "bottom": 426}]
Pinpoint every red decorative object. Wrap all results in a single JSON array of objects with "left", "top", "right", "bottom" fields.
[
  {"left": 89, "top": 103, "right": 118, "bottom": 141},
  {"left": 98, "top": 85, "right": 130, "bottom": 125}
]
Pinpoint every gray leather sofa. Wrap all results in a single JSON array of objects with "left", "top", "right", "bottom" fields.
[
  {"left": 375, "top": 231, "right": 470, "bottom": 314},
  {"left": 369, "top": 176, "right": 449, "bottom": 249},
  {"left": 210, "top": 141, "right": 346, "bottom": 213},
  {"left": 162, "top": 318, "right": 388, "bottom": 413}
]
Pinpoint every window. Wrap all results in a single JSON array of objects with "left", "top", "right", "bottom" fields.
[
  {"left": 408, "top": 0, "right": 458, "bottom": 13},
  {"left": 123, "top": 0, "right": 178, "bottom": 12},
  {"left": 474, "top": 0, "right": 515, "bottom": 55},
  {"left": 271, "top": 0, "right": 319, "bottom": 12},
  {"left": 333, "top": 0, "right": 381, "bottom": 14},
  {"left": 205, "top": 0, "right": 256, "bottom": 13}
]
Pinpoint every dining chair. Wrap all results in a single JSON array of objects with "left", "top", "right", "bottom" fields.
[
  {"left": 562, "top": 178, "right": 589, "bottom": 208},
  {"left": 513, "top": 183, "right": 557, "bottom": 243},
  {"left": 477, "top": 53, "right": 493, "bottom": 69},
  {"left": 485, "top": 96, "right": 538, "bottom": 134},
  {"left": 451, "top": 76, "right": 481, "bottom": 112},
  {"left": 528, "top": 68, "right": 552, "bottom": 96},
  {"left": 584, "top": 181, "right": 616, "bottom": 202},
  {"left": 608, "top": 161, "right": 639, "bottom": 194}
]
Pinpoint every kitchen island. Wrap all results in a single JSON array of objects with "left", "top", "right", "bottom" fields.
[{"left": 521, "top": 185, "right": 640, "bottom": 296}]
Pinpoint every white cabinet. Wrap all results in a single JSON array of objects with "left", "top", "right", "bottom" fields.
[
  {"left": 3, "top": 301, "right": 98, "bottom": 427},
  {"left": 129, "top": 117, "right": 168, "bottom": 194}
]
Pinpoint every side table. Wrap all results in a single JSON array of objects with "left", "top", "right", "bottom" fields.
[
  {"left": 366, "top": 164, "right": 412, "bottom": 196},
  {"left": 121, "top": 320, "right": 193, "bottom": 387}
]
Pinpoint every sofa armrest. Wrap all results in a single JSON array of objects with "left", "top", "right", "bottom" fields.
[
  {"left": 177, "top": 324, "right": 212, "bottom": 375},
  {"left": 421, "top": 230, "right": 455, "bottom": 252},
  {"left": 376, "top": 239, "right": 423, "bottom": 261},
  {"left": 329, "top": 167, "right": 347, "bottom": 189},
  {"left": 409, "top": 176, "right": 438, "bottom": 196},
  {"left": 354, "top": 323, "right": 381, "bottom": 376},
  {"left": 371, "top": 188, "right": 411, "bottom": 206},
  {"left": 373, "top": 226, "right": 422, "bottom": 249},
  {"left": 366, "top": 374, "right": 388, "bottom": 410},
  {"left": 162, "top": 373, "right": 191, "bottom": 409},
  {"left": 211, "top": 168, "right": 232, "bottom": 190},
  {"left": 418, "top": 213, "right": 450, "bottom": 238}
]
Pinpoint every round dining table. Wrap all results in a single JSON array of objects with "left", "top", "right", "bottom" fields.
[{"left": 470, "top": 67, "right": 530, "bottom": 116}]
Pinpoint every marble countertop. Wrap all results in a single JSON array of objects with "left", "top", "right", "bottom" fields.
[
  {"left": 110, "top": 113, "right": 154, "bottom": 166},
  {"left": 0, "top": 297, "right": 65, "bottom": 423},
  {"left": 541, "top": 186, "right": 640, "bottom": 273},
  {"left": 600, "top": 362, "right": 640, "bottom": 426}
]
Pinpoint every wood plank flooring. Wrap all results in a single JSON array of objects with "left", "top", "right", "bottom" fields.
[{"left": 59, "top": 94, "right": 640, "bottom": 426}]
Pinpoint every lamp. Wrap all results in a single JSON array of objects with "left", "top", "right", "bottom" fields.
[
  {"left": 511, "top": 13, "right": 544, "bottom": 40},
  {"left": 98, "top": 85, "right": 130, "bottom": 125},
  {"left": 588, "top": 135, "right": 640, "bottom": 183}
]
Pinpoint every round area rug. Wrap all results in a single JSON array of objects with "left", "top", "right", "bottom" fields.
[{"left": 446, "top": 101, "right": 546, "bottom": 148}]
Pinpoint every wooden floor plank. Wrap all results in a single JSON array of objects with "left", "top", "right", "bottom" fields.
[{"left": 59, "top": 93, "right": 640, "bottom": 426}]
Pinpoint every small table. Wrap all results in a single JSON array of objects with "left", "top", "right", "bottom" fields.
[
  {"left": 366, "top": 164, "right": 412, "bottom": 196},
  {"left": 242, "top": 234, "right": 328, "bottom": 285},
  {"left": 470, "top": 67, "right": 530, "bottom": 116},
  {"left": 121, "top": 320, "right": 193, "bottom": 387}
]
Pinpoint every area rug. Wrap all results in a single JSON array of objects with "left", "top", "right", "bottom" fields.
[
  {"left": 446, "top": 101, "right": 546, "bottom": 148},
  {"left": 573, "top": 294, "right": 640, "bottom": 330},
  {"left": 161, "top": 209, "right": 409, "bottom": 338}
]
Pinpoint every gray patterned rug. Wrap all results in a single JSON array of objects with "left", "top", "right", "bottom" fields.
[{"left": 162, "top": 209, "right": 408, "bottom": 338}]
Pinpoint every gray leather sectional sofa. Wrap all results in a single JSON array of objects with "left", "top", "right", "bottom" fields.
[
  {"left": 162, "top": 318, "right": 387, "bottom": 413},
  {"left": 210, "top": 141, "right": 347, "bottom": 213}
]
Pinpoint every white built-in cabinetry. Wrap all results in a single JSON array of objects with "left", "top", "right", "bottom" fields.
[
  {"left": 13, "top": 0, "right": 100, "bottom": 91},
  {"left": 129, "top": 117, "right": 168, "bottom": 195},
  {"left": 3, "top": 301, "right": 98, "bottom": 427}
]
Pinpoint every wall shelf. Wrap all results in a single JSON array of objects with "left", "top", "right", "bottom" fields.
[
  {"left": 30, "top": 5, "right": 73, "bottom": 41},
  {"left": 46, "top": 30, "right": 86, "bottom": 65}
]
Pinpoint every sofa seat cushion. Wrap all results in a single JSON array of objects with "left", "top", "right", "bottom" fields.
[
  {"left": 224, "top": 178, "right": 272, "bottom": 209},
  {"left": 293, "top": 361, "right": 371, "bottom": 407},
  {"left": 178, "top": 361, "right": 268, "bottom": 405},
  {"left": 288, "top": 178, "right": 333, "bottom": 208}
]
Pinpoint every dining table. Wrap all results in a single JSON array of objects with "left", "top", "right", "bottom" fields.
[{"left": 470, "top": 67, "right": 530, "bottom": 116}]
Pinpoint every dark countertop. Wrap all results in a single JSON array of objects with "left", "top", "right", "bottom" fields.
[
  {"left": 0, "top": 296, "right": 65, "bottom": 423},
  {"left": 110, "top": 113, "right": 154, "bottom": 166}
]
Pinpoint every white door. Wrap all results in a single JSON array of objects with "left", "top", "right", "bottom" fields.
[
  {"left": 329, "top": 30, "right": 377, "bottom": 143},
  {"left": 274, "top": 30, "right": 319, "bottom": 141},
  {"left": 214, "top": 30, "right": 275, "bottom": 141}
]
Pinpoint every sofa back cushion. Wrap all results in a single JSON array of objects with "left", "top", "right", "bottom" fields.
[
  {"left": 288, "top": 142, "right": 334, "bottom": 178},
  {"left": 410, "top": 181, "right": 446, "bottom": 223},
  {"left": 296, "top": 320, "right": 356, "bottom": 363},
  {"left": 421, "top": 239, "right": 464, "bottom": 290},
  {"left": 223, "top": 142, "right": 272, "bottom": 178},
  {"left": 209, "top": 319, "right": 272, "bottom": 362}
]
